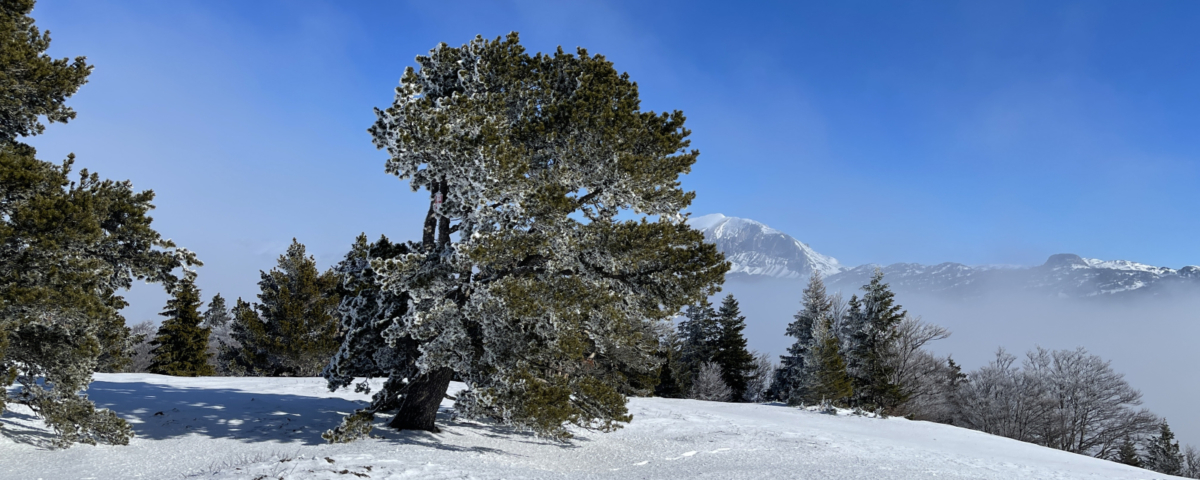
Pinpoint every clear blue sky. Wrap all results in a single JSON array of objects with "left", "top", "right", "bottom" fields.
[{"left": 25, "top": 0, "right": 1200, "bottom": 321}]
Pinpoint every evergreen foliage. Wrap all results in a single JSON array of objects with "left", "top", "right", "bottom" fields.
[
  {"left": 0, "top": 0, "right": 92, "bottom": 143},
  {"left": 652, "top": 329, "right": 685, "bottom": 398},
  {"left": 149, "top": 278, "right": 214, "bottom": 376},
  {"left": 807, "top": 317, "right": 853, "bottom": 405},
  {"left": 846, "top": 269, "right": 907, "bottom": 412},
  {"left": 1144, "top": 421, "right": 1184, "bottom": 475},
  {"left": 329, "top": 33, "right": 727, "bottom": 439},
  {"left": 0, "top": 0, "right": 198, "bottom": 446},
  {"left": 1116, "top": 437, "right": 1142, "bottom": 468},
  {"left": 201, "top": 293, "right": 236, "bottom": 374},
  {"left": 677, "top": 298, "right": 719, "bottom": 391},
  {"left": 771, "top": 271, "right": 839, "bottom": 405},
  {"left": 223, "top": 240, "right": 341, "bottom": 377},
  {"left": 711, "top": 295, "right": 755, "bottom": 401}
]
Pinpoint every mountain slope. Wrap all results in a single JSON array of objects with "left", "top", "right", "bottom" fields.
[
  {"left": 687, "top": 213, "right": 845, "bottom": 279},
  {"left": 0, "top": 374, "right": 1181, "bottom": 479}
]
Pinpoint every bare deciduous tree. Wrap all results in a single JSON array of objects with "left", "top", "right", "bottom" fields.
[
  {"left": 957, "top": 347, "right": 1158, "bottom": 458},
  {"left": 125, "top": 321, "right": 157, "bottom": 373}
]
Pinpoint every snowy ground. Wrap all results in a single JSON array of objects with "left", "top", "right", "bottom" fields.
[{"left": 0, "top": 374, "right": 1184, "bottom": 479}]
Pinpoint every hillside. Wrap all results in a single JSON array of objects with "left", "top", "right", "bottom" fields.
[{"left": 1, "top": 375, "right": 1181, "bottom": 479}]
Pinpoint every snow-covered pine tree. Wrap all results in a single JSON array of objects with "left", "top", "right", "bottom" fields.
[
  {"left": 771, "top": 271, "right": 834, "bottom": 405},
  {"left": 224, "top": 240, "right": 341, "bottom": 377},
  {"left": 322, "top": 234, "right": 420, "bottom": 442},
  {"left": 1116, "top": 437, "right": 1142, "bottom": 468},
  {"left": 807, "top": 316, "right": 853, "bottom": 405},
  {"left": 149, "top": 277, "right": 214, "bottom": 376},
  {"left": 1144, "top": 421, "right": 1184, "bottom": 475},
  {"left": 712, "top": 294, "right": 755, "bottom": 402},
  {"left": 201, "top": 293, "right": 237, "bottom": 374},
  {"left": 846, "top": 269, "right": 907, "bottom": 412},
  {"left": 0, "top": 0, "right": 199, "bottom": 446},
  {"left": 689, "top": 362, "right": 732, "bottom": 402},
  {"left": 337, "top": 33, "right": 727, "bottom": 439}
]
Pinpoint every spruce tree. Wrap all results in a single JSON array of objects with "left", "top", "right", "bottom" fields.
[
  {"left": 327, "top": 33, "right": 727, "bottom": 438},
  {"left": 678, "top": 298, "right": 720, "bottom": 391},
  {"left": 712, "top": 294, "right": 755, "bottom": 401},
  {"left": 0, "top": 0, "right": 198, "bottom": 446},
  {"left": 847, "top": 269, "right": 907, "bottom": 412},
  {"left": 149, "top": 278, "right": 214, "bottom": 376},
  {"left": 1116, "top": 437, "right": 1142, "bottom": 468},
  {"left": 201, "top": 293, "right": 235, "bottom": 374},
  {"left": 772, "top": 271, "right": 834, "bottom": 404},
  {"left": 807, "top": 317, "right": 853, "bottom": 405},
  {"left": 653, "top": 329, "right": 686, "bottom": 398},
  {"left": 224, "top": 239, "right": 340, "bottom": 377},
  {"left": 1145, "top": 421, "right": 1184, "bottom": 475}
]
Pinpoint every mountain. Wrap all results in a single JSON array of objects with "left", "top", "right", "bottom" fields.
[
  {"left": 686, "top": 213, "right": 845, "bottom": 279},
  {"left": 690, "top": 213, "right": 1200, "bottom": 298}
]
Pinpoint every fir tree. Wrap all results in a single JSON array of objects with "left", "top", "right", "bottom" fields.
[
  {"left": 201, "top": 293, "right": 236, "bottom": 373},
  {"left": 712, "top": 294, "right": 755, "bottom": 401},
  {"left": 149, "top": 278, "right": 214, "bottom": 376},
  {"left": 224, "top": 239, "right": 341, "bottom": 377},
  {"left": 772, "top": 271, "right": 834, "bottom": 404},
  {"left": 653, "top": 329, "right": 686, "bottom": 398},
  {"left": 1145, "top": 421, "right": 1184, "bottom": 475},
  {"left": 327, "top": 33, "right": 727, "bottom": 439},
  {"left": 677, "top": 298, "right": 720, "bottom": 391},
  {"left": 0, "top": 0, "right": 198, "bottom": 446},
  {"left": 1116, "top": 437, "right": 1142, "bottom": 468},
  {"left": 807, "top": 317, "right": 853, "bottom": 405},
  {"left": 847, "top": 269, "right": 907, "bottom": 412}
]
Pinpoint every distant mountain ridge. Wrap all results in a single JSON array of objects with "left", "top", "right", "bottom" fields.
[
  {"left": 688, "top": 213, "right": 1200, "bottom": 298},
  {"left": 686, "top": 213, "right": 845, "bottom": 279}
]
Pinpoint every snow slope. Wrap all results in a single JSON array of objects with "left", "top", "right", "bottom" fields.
[{"left": 1, "top": 374, "right": 1184, "bottom": 479}]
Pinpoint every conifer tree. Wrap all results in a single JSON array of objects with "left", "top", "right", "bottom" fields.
[
  {"left": 653, "top": 329, "right": 686, "bottom": 398},
  {"left": 846, "top": 269, "right": 907, "bottom": 412},
  {"left": 772, "top": 271, "right": 834, "bottom": 404},
  {"left": 712, "top": 294, "right": 755, "bottom": 401},
  {"left": 329, "top": 34, "right": 726, "bottom": 438},
  {"left": 201, "top": 293, "right": 236, "bottom": 373},
  {"left": 224, "top": 240, "right": 341, "bottom": 377},
  {"left": 1116, "top": 437, "right": 1142, "bottom": 468},
  {"left": 149, "top": 278, "right": 214, "bottom": 376},
  {"left": 1145, "top": 421, "right": 1184, "bottom": 475},
  {"left": 0, "top": 0, "right": 198, "bottom": 446},
  {"left": 807, "top": 317, "right": 853, "bottom": 405},
  {"left": 678, "top": 298, "right": 720, "bottom": 391}
]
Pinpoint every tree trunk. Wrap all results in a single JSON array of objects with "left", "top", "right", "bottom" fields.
[{"left": 389, "top": 367, "right": 454, "bottom": 432}]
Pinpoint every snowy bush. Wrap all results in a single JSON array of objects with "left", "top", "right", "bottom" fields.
[{"left": 689, "top": 362, "right": 732, "bottom": 402}]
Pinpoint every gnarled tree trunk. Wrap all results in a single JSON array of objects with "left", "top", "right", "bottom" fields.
[{"left": 389, "top": 367, "right": 454, "bottom": 432}]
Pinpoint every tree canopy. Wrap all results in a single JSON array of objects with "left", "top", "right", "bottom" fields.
[{"left": 325, "top": 33, "right": 727, "bottom": 440}]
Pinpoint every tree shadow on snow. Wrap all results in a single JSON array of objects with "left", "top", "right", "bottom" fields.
[{"left": 33, "top": 380, "right": 586, "bottom": 453}]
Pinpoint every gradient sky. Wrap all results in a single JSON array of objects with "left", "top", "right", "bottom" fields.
[{"left": 25, "top": 2, "right": 1200, "bottom": 328}]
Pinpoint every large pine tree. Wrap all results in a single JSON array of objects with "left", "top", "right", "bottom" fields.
[
  {"left": 678, "top": 297, "right": 720, "bottom": 390},
  {"left": 0, "top": 0, "right": 198, "bottom": 446},
  {"left": 149, "top": 278, "right": 214, "bottom": 376},
  {"left": 326, "top": 34, "right": 726, "bottom": 439},
  {"left": 712, "top": 294, "right": 755, "bottom": 402},
  {"left": 223, "top": 239, "right": 341, "bottom": 377}
]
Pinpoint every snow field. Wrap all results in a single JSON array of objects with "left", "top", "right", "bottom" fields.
[{"left": 0, "top": 374, "right": 1185, "bottom": 479}]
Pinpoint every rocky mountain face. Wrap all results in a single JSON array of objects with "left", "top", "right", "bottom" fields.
[
  {"left": 686, "top": 213, "right": 845, "bottom": 279},
  {"left": 690, "top": 214, "right": 1200, "bottom": 298}
]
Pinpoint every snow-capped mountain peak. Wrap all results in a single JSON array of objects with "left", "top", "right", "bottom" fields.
[{"left": 686, "top": 213, "right": 844, "bottom": 279}]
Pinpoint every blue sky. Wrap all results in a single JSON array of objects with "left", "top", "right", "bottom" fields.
[{"left": 24, "top": 0, "right": 1200, "bottom": 321}]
